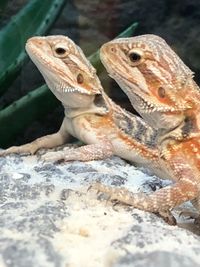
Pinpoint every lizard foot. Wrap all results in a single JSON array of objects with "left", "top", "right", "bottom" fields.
[
  {"left": 90, "top": 182, "right": 177, "bottom": 225},
  {"left": 194, "top": 216, "right": 200, "bottom": 227},
  {"left": 179, "top": 210, "right": 200, "bottom": 225},
  {"left": 90, "top": 182, "right": 133, "bottom": 201},
  {"left": 41, "top": 147, "right": 79, "bottom": 162},
  {"left": 0, "top": 144, "right": 35, "bottom": 156},
  {"left": 41, "top": 150, "right": 66, "bottom": 162},
  {"left": 42, "top": 142, "right": 114, "bottom": 162}
]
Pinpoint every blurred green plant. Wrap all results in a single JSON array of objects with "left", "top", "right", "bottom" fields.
[
  {"left": 0, "top": 0, "right": 66, "bottom": 96},
  {"left": 0, "top": 21, "right": 138, "bottom": 148},
  {"left": 0, "top": 0, "right": 9, "bottom": 13}
]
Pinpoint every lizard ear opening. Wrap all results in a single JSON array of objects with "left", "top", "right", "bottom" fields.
[
  {"left": 77, "top": 73, "right": 84, "bottom": 84},
  {"left": 94, "top": 94, "right": 108, "bottom": 110},
  {"left": 158, "top": 87, "right": 166, "bottom": 98}
]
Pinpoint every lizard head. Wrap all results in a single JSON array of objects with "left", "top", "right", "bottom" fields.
[
  {"left": 100, "top": 34, "right": 199, "bottom": 130},
  {"left": 26, "top": 35, "right": 104, "bottom": 109}
]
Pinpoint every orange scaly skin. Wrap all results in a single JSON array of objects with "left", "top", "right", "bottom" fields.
[
  {"left": 0, "top": 36, "right": 165, "bottom": 178},
  {"left": 98, "top": 34, "right": 200, "bottom": 224}
]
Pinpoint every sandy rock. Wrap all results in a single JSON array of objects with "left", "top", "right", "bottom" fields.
[{"left": 0, "top": 152, "right": 200, "bottom": 267}]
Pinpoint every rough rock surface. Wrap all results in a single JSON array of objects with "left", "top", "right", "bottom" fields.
[{"left": 0, "top": 150, "right": 200, "bottom": 267}]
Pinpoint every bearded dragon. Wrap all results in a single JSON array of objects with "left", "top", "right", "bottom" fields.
[
  {"left": 96, "top": 34, "right": 200, "bottom": 224},
  {"left": 0, "top": 35, "right": 167, "bottom": 178}
]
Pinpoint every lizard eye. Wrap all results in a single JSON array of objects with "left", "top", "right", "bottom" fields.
[
  {"left": 129, "top": 52, "right": 141, "bottom": 62},
  {"left": 158, "top": 87, "right": 166, "bottom": 98},
  {"left": 77, "top": 73, "right": 84, "bottom": 84},
  {"left": 54, "top": 47, "right": 67, "bottom": 57},
  {"left": 128, "top": 49, "right": 143, "bottom": 65}
]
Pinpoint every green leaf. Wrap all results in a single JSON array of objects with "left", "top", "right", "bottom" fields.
[
  {"left": 0, "top": 0, "right": 66, "bottom": 96},
  {"left": 0, "top": 21, "right": 138, "bottom": 148}
]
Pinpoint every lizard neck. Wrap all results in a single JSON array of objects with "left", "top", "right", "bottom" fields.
[
  {"left": 161, "top": 79, "right": 200, "bottom": 138},
  {"left": 157, "top": 107, "right": 200, "bottom": 148},
  {"left": 63, "top": 93, "right": 110, "bottom": 118}
]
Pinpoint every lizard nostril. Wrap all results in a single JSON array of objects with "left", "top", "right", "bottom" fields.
[{"left": 110, "top": 47, "right": 116, "bottom": 53}]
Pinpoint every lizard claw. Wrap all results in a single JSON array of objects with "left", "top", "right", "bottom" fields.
[
  {"left": 0, "top": 145, "right": 36, "bottom": 156},
  {"left": 41, "top": 151, "right": 65, "bottom": 162},
  {"left": 87, "top": 185, "right": 93, "bottom": 192},
  {"left": 89, "top": 182, "right": 128, "bottom": 202},
  {"left": 88, "top": 182, "right": 112, "bottom": 195},
  {"left": 63, "top": 146, "right": 74, "bottom": 151},
  {"left": 90, "top": 182, "right": 111, "bottom": 193},
  {"left": 88, "top": 182, "right": 102, "bottom": 195},
  {"left": 179, "top": 211, "right": 200, "bottom": 227},
  {"left": 0, "top": 147, "right": 25, "bottom": 156},
  {"left": 0, "top": 149, "right": 6, "bottom": 157},
  {"left": 179, "top": 210, "right": 199, "bottom": 220},
  {"left": 156, "top": 210, "right": 177, "bottom": 225},
  {"left": 42, "top": 147, "right": 82, "bottom": 162}
]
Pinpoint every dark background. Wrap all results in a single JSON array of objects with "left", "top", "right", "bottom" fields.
[{"left": 1, "top": 0, "right": 200, "bottom": 145}]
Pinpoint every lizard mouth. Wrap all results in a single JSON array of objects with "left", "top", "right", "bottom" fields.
[
  {"left": 52, "top": 82, "right": 95, "bottom": 95},
  {"left": 132, "top": 93, "right": 179, "bottom": 113},
  {"left": 103, "top": 60, "right": 179, "bottom": 114},
  {"left": 61, "top": 88, "right": 90, "bottom": 94},
  {"left": 101, "top": 52, "right": 190, "bottom": 115},
  {"left": 109, "top": 70, "right": 174, "bottom": 112}
]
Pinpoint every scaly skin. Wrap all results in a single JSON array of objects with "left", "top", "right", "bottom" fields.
[
  {"left": 0, "top": 35, "right": 166, "bottom": 178},
  {"left": 98, "top": 34, "right": 200, "bottom": 224}
]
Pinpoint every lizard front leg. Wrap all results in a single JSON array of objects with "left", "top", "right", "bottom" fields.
[
  {"left": 0, "top": 119, "right": 70, "bottom": 156},
  {"left": 41, "top": 140, "right": 114, "bottom": 162},
  {"left": 92, "top": 155, "right": 199, "bottom": 224}
]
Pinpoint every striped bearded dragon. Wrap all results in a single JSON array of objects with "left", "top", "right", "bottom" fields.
[
  {"left": 96, "top": 34, "right": 200, "bottom": 224},
  {"left": 0, "top": 35, "right": 166, "bottom": 178}
]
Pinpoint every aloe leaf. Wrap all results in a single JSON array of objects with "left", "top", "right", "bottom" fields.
[
  {"left": 89, "top": 22, "right": 138, "bottom": 73},
  {"left": 0, "top": 0, "right": 66, "bottom": 96},
  {"left": 0, "top": 22, "right": 138, "bottom": 148},
  {"left": 89, "top": 22, "right": 138, "bottom": 64}
]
